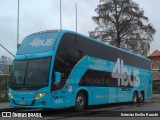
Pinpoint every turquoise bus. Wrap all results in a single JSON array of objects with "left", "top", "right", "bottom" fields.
[{"left": 8, "top": 30, "right": 152, "bottom": 111}]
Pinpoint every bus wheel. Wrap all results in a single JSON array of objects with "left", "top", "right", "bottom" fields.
[
  {"left": 139, "top": 92, "right": 144, "bottom": 103},
  {"left": 132, "top": 92, "right": 138, "bottom": 104},
  {"left": 75, "top": 92, "right": 86, "bottom": 111}
]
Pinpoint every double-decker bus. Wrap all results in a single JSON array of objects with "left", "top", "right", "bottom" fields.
[{"left": 8, "top": 30, "right": 152, "bottom": 111}]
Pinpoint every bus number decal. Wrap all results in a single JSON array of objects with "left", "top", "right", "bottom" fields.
[
  {"left": 54, "top": 99, "right": 63, "bottom": 104},
  {"left": 111, "top": 58, "right": 140, "bottom": 87}
]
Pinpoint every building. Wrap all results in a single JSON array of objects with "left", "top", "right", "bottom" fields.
[
  {"left": 148, "top": 50, "right": 160, "bottom": 90},
  {"left": 0, "top": 58, "right": 12, "bottom": 74}
]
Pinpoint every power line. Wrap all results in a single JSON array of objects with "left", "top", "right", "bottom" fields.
[{"left": 0, "top": 44, "right": 15, "bottom": 57}]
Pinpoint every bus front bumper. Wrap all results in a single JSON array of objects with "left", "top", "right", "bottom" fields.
[
  {"left": 9, "top": 103, "right": 52, "bottom": 109},
  {"left": 9, "top": 97, "right": 53, "bottom": 109}
]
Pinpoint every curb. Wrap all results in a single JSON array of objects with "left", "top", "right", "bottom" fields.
[{"left": 0, "top": 108, "right": 23, "bottom": 112}]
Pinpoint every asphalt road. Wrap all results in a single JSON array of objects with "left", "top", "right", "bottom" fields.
[{"left": 1, "top": 95, "right": 160, "bottom": 120}]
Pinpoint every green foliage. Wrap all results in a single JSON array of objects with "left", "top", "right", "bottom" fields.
[
  {"left": 90, "top": 0, "right": 156, "bottom": 56},
  {"left": 153, "top": 81, "right": 160, "bottom": 93},
  {"left": 0, "top": 90, "right": 8, "bottom": 102},
  {"left": 0, "top": 76, "right": 9, "bottom": 102},
  {"left": 153, "top": 90, "right": 160, "bottom": 94}
]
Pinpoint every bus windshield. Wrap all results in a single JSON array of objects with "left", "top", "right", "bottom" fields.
[
  {"left": 10, "top": 57, "right": 51, "bottom": 90},
  {"left": 17, "top": 32, "right": 60, "bottom": 54}
]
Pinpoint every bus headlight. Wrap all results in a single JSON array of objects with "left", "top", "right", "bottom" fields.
[
  {"left": 34, "top": 93, "right": 46, "bottom": 100},
  {"left": 8, "top": 93, "right": 14, "bottom": 99}
]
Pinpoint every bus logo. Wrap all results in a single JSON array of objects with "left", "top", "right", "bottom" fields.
[
  {"left": 112, "top": 58, "right": 140, "bottom": 87},
  {"left": 30, "top": 38, "right": 53, "bottom": 47}
]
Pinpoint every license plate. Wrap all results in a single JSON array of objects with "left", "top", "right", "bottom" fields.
[{"left": 19, "top": 100, "right": 26, "bottom": 105}]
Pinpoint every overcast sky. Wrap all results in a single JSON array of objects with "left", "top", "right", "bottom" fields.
[{"left": 0, "top": 0, "right": 159, "bottom": 59}]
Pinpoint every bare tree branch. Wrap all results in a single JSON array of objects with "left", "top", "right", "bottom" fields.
[{"left": 89, "top": 0, "right": 156, "bottom": 56}]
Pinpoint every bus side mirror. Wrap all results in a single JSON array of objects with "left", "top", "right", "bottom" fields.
[{"left": 54, "top": 72, "right": 61, "bottom": 84}]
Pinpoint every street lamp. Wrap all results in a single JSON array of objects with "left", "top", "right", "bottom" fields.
[
  {"left": 17, "top": 0, "right": 20, "bottom": 49},
  {"left": 75, "top": 3, "right": 77, "bottom": 32},
  {"left": 60, "top": 0, "right": 62, "bottom": 30}
]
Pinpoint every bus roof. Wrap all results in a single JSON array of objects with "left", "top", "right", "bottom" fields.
[
  {"left": 61, "top": 30, "right": 150, "bottom": 61},
  {"left": 25, "top": 29, "right": 150, "bottom": 61}
]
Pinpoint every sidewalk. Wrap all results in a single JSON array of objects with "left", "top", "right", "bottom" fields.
[
  {"left": 0, "top": 102, "right": 21, "bottom": 112},
  {"left": 0, "top": 102, "right": 11, "bottom": 109}
]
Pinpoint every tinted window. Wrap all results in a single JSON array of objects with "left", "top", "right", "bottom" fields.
[
  {"left": 76, "top": 35, "right": 151, "bottom": 70},
  {"left": 10, "top": 57, "right": 51, "bottom": 90},
  {"left": 54, "top": 48, "right": 71, "bottom": 77},
  {"left": 10, "top": 61, "right": 27, "bottom": 88},
  {"left": 53, "top": 33, "right": 83, "bottom": 90},
  {"left": 60, "top": 33, "right": 84, "bottom": 64},
  {"left": 79, "top": 70, "right": 133, "bottom": 87},
  {"left": 25, "top": 58, "right": 51, "bottom": 88}
]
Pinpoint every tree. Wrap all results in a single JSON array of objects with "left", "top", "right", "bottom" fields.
[{"left": 89, "top": 0, "right": 156, "bottom": 56}]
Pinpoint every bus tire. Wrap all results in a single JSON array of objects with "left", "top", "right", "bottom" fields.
[
  {"left": 75, "top": 92, "right": 86, "bottom": 111},
  {"left": 132, "top": 91, "right": 138, "bottom": 104},
  {"left": 138, "top": 91, "right": 144, "bottom": 103}
]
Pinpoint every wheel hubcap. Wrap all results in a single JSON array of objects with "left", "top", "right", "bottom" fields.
[
  {"left": 134, "top": 94, "right": 137, "bottom": 103},
  {"left": 140, "top": 94, "right": 143, "bottom": 101},
  {"left": 77, "top": 96, "right": 84, "bottom": 107}
]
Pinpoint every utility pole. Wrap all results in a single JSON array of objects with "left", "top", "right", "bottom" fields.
[
  {"left": 17, "top": 0, "right": 20, "bottom": 49},
  {"left": 75, "top": 3, "right": 77, "bottom": 32},
  {"left": 60, "top": 0, "right": 62, "bottom": 30}
]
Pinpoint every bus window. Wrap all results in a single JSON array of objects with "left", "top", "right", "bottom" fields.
[
  {"left": 52, "top": 48, "right": 70, "bottom": 90},
  {"left": 52, "top": 34, "right": 84, "bottom": 90}
]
